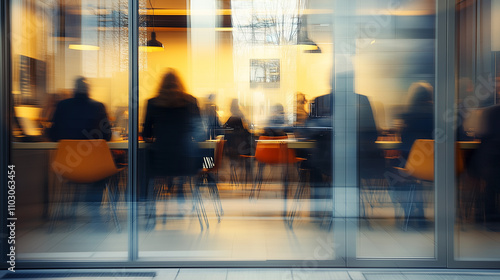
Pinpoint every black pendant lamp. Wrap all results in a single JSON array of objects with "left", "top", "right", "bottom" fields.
[
  {"left": 140, "top": 0, "right": 164, "bottom": 52},
  {"left": 297, "top": 15, "right": 321, "bottom": 53}
]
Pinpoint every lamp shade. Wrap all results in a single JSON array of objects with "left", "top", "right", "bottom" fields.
[{"left": 139, "top": 32, "right": 164, "bottom": 52}]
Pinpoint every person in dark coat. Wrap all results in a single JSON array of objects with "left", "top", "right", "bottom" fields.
[
  {"left": 142, "top": 69, "right": 204, "bottom": 177},
  {"left": 392, "top": 82, "right": 434, "bottom": 228},
  {"left": 142, "top": 69, "right": 204, "bottom": 225},
  {"left": 472, "top": 104, "right": 500, "bottom": 228},
  {"left": 398, "top": 82, "right": 434, "bottom": 160},
  {"left": 224, "top": 99, "right": 253, "bottom": 184},
  {"left": 49, "top": 76, "right": 112, "bottom": 226},
  {"left": 49, "top": 77, "right": 112, "bottom": 142}
]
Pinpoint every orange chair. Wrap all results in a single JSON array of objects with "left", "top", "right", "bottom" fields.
[
  {"left": 392, "top": 139, "right": 434, "bottom": 231},
  {"left": 250, "top": 136, "right": 305, "bottom": 218},
  {"left": 51, "top": 139, "right": 125, "bottom": 231},
  {"left": 194, "top": 137, "right": 225, "bottom": 229}
]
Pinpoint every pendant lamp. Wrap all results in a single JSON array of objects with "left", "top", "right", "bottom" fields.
[{"left": 140, "top": 0, "right": 164, "bottom": 52}]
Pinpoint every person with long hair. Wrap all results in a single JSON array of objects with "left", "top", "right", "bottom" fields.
[{"left": 142, "top": 69, "right": 204, "bottom": 225}]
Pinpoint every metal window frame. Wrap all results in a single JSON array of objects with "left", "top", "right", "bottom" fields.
[{"left": 0, "top": 0, "right": 11, "bottom": 269}]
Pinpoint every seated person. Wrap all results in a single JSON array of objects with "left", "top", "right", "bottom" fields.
[{"left": 48, "top": 76, "right": 112, "bottom": 225}]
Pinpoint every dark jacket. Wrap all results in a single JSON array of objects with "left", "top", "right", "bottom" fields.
[
  {"left": 306, "top": 92, "right": 383, "bottom": 178},
  {"left": 399, "top": 104, "right": 434, "bottom": 158},
  {"left": 142, "top": 91, "right": 204, "bottom": 176},
  {"left": 49, "top": 94, "right": 112, "bottom": 141},
  {"left": 224, "top": 116, "right": 252, "bottom": 159}
]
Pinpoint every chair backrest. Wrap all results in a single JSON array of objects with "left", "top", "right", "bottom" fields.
[
  {"left": 52, "top": 139, "right": 120, "bottom": 183},
  {"left": 405, "top": 139, "right": 434, "bottom": 181},
  {"left": 455, "top": 143, "right": 466, "bottom": 176},
  {"left": 255, "top": 136, "right": 297, "bottom": 164}
]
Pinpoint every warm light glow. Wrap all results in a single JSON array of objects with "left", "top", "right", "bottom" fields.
[
  {"left": 297, "top": 44, "right": 319, "bottom": 51},
  {"left": 68, "top": 44, "right": 100, "bottom": 51},
  {"left": 139, "top": 46, "right": 165, "bottom": 52},
  {"left": 215, "top": 27, "right": 233, "bottom": 32}
]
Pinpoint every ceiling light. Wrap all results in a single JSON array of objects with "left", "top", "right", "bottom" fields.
[{"left": 69, "top": 44, "right": 100, "bottom": 51}]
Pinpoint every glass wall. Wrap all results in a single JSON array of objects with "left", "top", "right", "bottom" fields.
[
  {"left": 2, "top": 0, "right": 500, "bottom": 268},
  {"left": 9, "top": 0, "right": 129, "bottom": 261},
  {"left": 352, "top": 0, "right": 437, "bottom": 259},
  {"left": 137, "top": 0, "right": 338, "bottom": 262},
  {"left": 454, "top": 0, "right": 500, "bottom": 261}
]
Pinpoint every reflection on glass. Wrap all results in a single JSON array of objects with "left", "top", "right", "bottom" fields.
[
  {"left": 10, "top": 0, "right": 129, "bottom": 260},
  {"left": 355, "top": 0, "right": 436, "bottom": 258},
  {"left": 137, "top": 0, "right": 336, "bottom": 261},
  {"left": 455, "top": 0, "right": 500, "bottom": 261}
]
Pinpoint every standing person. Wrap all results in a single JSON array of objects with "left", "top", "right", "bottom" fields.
[
  {"left": 49, "top": 76, "right": 112, "bottom": 226},
  {"left": 142, "top": 69, "right": 204, "bottom": 224},
  {"left": 472, "top": 104, "right": 500, "bottom": 229}
]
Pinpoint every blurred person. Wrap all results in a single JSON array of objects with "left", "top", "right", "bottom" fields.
[
  {"left": 295, "top": 92, "right": 308, "bottom": 126},
  {"left": 470, "top": 104, "right": 500, "bottom": 229},
  {"left": 203, "top": 93, "right": 221, "bottom": 140},
  {"left": 228, "top": 98, "right": 245, "bottom": 121},
  {"left": 303, "top": 86, "right": 382, "bottom": 218},
  {"left": 48, "top": 76, "right": 112, "bottom": 226},
  {"left": 391, "top": 81, "right": 434, "bottom": 228},
  {"left": 264, "top": 103, "right": 288, "bottom": 136},
  {"left": 398, "top": 82, "right": 434, "bottom": 160},
  {"left": 142, "top": 69, "right": 204, "bottom": 225},
  {"left": 224, "top": 99, "right": 253, "bottom": 183},
  {"left": 49, "top": 78, "right": 112, "bottom": 141},
  {"left": 224, "top": 99, "right": 252, "bottom": 157},
  {"left": 268, "top": 103, "right": 285, "bottom": 126}
]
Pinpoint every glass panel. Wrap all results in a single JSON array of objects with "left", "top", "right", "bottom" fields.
[
  {"left": 10, "top": 0, "right": 129, "bottom": 261},
  {"left": 355, "top": 0, "right": 437, "bottom": 258},
  {"left": 137, "top": 0, "right": 338, "bottom": 262},
  {"left": 455, "top": 0, "right": 500, "bottom": 261}
]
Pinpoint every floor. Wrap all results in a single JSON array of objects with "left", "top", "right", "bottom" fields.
[
  {"left": 2, "top": 269, "right": 500, "bottom": 280},
  {"left": 14, "top": 181, "right": 500, "bottom": 262}
]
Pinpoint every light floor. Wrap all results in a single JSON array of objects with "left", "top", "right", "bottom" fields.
[
  {"left": 2, "top": 269, "right": 500, "bottom": 280},
  {"left": 13, "top": 183, "right": 500, "bottom": 261}
]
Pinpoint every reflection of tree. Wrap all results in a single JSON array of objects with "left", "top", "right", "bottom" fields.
[{"left": 232, "top": 0, "right": 305, "bottom": 46}]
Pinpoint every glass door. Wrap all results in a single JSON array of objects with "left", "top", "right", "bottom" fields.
[
  {"left": 136, "top": 0, "right": 343, "bottom": 265},
  {"left": 342, "top": 0, "right": 444, "bottom": 266}
]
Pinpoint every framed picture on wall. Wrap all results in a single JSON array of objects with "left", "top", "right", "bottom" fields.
[{"left": 250, "top": 59, "right": 280, "bottom": 88}]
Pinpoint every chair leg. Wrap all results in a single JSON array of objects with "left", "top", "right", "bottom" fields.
[
  {"left": 206, "top": 174, "right": 223, "bottom": 222},
  {"left": 288, "top": 168, "right": 308, "bottom": 228},
  {"left": 106, "top": 184, "right": 121, "bottom": 233},
  {"left": 403, "top": 183, "right": 416, "bottom": 231},
  {"left": 250, "top": 163, "right": 265, "bottom": 200},
  {"left": 49, "top": 180, "right": 66, "bottom": 232},
  {"left": 106, "top": 175, "right": 121, "bottom": 233},
  {"left": 193, "top": 178, "right": 209, "bottom": 230},
  {"left": 145, "top": 177, "right": 157, "bottom": 230},
  {"left": 230, "top": 163, "right": 239, "bottom": 188}
]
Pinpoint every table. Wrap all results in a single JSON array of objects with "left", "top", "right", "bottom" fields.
[
  {"left": 375, "top": 140, "right": 481, "bottom": 150},
  {"left": 12, "top": 140, "right": 218, "bottom": 150}
]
